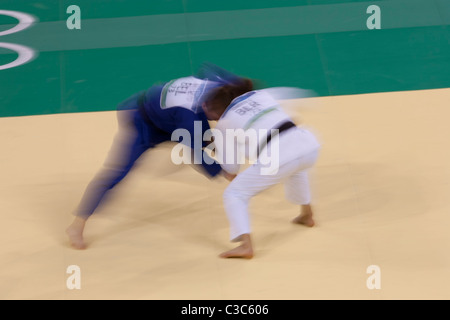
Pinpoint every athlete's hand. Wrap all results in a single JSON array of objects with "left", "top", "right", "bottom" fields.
[{"left": 222, "top": 171, "right": 237, "bottom": 181}]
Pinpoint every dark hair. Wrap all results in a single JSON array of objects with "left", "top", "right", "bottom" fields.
[{"left": 206, "top": 78, "right": 253, "bottom": 114}]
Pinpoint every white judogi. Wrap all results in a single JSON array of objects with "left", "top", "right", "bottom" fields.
[{"left": 212, "top": 89, "right": 320, "bottom": 242}]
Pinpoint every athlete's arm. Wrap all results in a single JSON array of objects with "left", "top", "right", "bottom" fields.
[{"left": 172, "top": 107, "right": 222, "bottom": 177}]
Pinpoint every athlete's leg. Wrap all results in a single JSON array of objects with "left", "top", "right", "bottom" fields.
[
  {"left": 284, "top": 150, "right": 319, "bottom": 226},
  {"left": 221, "top": 157, "right": 306, "bottom": 258},
  {"left": 220, "top": 147, "right": 319, "bottom": 258},
  {"left": 67, "top": 109, "right": 153, "bottom": 249}
]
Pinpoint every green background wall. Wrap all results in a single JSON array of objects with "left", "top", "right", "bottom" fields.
[{"left": 1, "top": 0, "right": 449, "bottom": 117}]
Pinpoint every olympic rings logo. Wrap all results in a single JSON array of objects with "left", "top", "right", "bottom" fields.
[{"left": 0, "top": 10, "right": 36, "bottom": 70}]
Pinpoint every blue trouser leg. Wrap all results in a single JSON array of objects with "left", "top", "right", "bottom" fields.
[{"left": 75, "top": 109, "right": 155, "bottom": 219}]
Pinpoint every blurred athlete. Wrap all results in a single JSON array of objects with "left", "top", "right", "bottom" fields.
[
  {"left": 202, "top": 84, "right": 320, "bottom": 259},
  {"left": 66, "top": 63, "right": 247, "bottom": 249}
]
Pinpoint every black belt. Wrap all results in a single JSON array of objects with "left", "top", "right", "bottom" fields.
[{"left": 257, "top": 121, "right": 296, "bottom": 157}]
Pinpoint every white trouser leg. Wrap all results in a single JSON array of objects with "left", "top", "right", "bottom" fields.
[
  {"left": 223, "top": 149, "right": 319, "bottom": 242},
  {"left": 284, "top": 150, "right": 319, "bottom": 205}
]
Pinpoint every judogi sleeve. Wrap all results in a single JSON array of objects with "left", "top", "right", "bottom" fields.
[
  {"left": 172, "top": 107, "right": 222, "bottom": 177},
  {"left": 213, "top": 119, "right": 241, "bottom": 175}
]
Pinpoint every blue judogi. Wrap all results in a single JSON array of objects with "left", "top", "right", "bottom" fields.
[{"left": 76, "top": 64, "right": 241, "bottom": 218}]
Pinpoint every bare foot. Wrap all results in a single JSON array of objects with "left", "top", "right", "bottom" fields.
[
  {"left": 219, "top": 245, "right": 254, "bottom": 259},
  {"left": 220, "top": 234, "right": 254, "bottom": 259},
  {"left": 66, "top": 217, "right": 87, "bottom": 250},
  {"left": 292, "top": 214, "right": 315, "bottom": 227},
  {"left": 292, "top": 204, "right": 315, "bottom": 227}
]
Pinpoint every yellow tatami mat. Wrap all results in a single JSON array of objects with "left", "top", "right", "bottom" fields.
[{"left": 1, "top": 88, "right": 449, "bottom": 299}]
